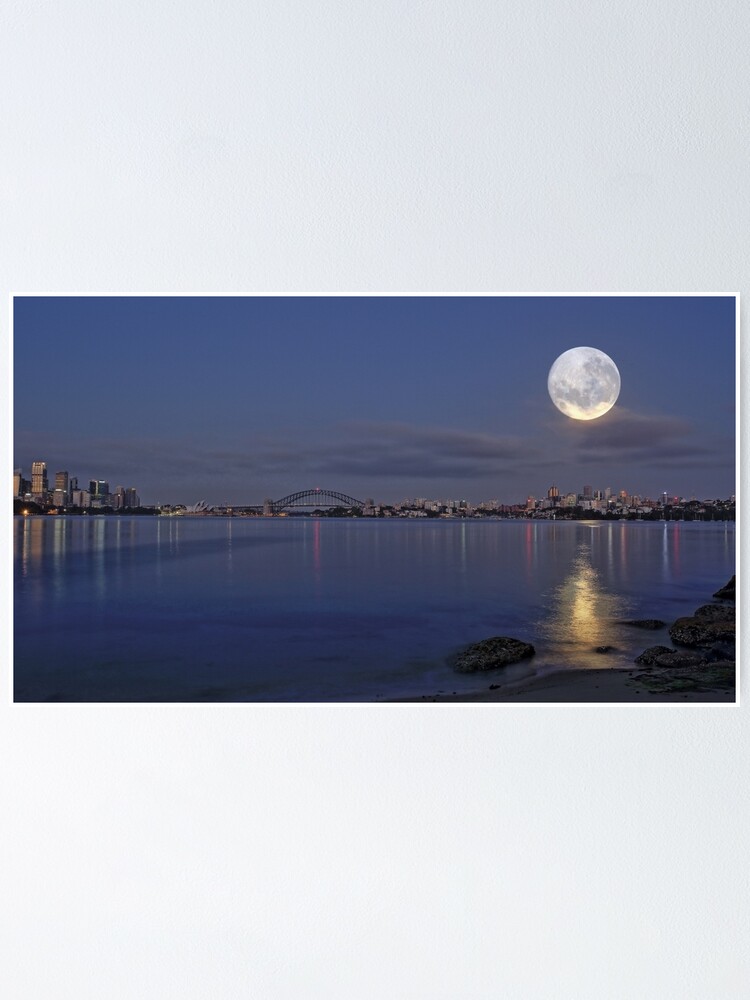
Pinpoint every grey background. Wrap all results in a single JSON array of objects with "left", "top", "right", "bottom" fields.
[{"left": 2, "top": 3, "right": 747, "bottom": 997}]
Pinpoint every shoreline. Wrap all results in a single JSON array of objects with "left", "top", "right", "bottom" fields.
[
  {"left": 394, "top": 574, "right": 738, "bottom": 705},
  {"left": 392, "top": 665, "right": 737, "bottom": 704}
]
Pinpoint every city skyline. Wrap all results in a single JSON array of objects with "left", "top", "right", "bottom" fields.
[
  {"left": 14, "top": 296, "right": 736, "bottom": 506},
  {"left": 12, "top": 454, "right": 736, "bottom": 512}
]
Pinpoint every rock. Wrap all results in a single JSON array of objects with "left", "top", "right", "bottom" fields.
[
  {"left": 654, "top": 650, "right": 707, "bottom": 669},
  {"left": 632, "top": 661, "right": 735, "bottom": 694},
  {"left": 713, "top": 576, "right": 735, "bottom": 600},
  {"left": 693, "top": 603, "right": 735, "bottom": 622},
  {"left": 595, "top": 645, "right": 615, "bottom": 654},
  {"left": 453, "top": 636, "right": 535, "bottom": 673},
  {"left": 704, "top": 641, "right": 736, "bottom": 663},
  {"left": 635, "top": 645, "right": 674, "bottom": 666},
  {"left": 669, "top": 615, "right": 735, "bottom": 648},
  {"left": 620, "top": 619, "right": 666, "bottom": 630}
]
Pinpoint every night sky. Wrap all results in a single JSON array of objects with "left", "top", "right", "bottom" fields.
[{"left": 13, "top": 296, "right": 736, "bottom": 507}]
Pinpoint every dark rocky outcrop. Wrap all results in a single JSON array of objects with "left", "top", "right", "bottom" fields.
[
  {"left": 595, "top": 645, "right": 615, "bottom": 654},
  {"left": 632, "top": 662, "right": 735, "bottom": 694},
  {"left": 631, "top": 580, "right": 736, "bottom": 696},
  {"left": 713, "top": 576, "right": 735, "bottom": 600},
  {"left": 634, "top": 645, "right": 675, "bottom": 666},
  {"left": 704, "top": 641, "right": 736, "bottom": 662},
  {"left": 620, "top": 619, "right": 666, "bottom": 630},
  {"left": 652, "top": 650, "right": 707, "bottom": 669},
  {"left": 668, "top": 614, "right": 734, "bottom": 648},
  {"left": 693, "top": 603, "right": 735, "bottom": 622},
  {"left": 453, "top": 636, "right": 535, "bottom": 673}
]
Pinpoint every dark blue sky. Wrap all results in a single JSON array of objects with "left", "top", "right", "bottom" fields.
[{"left": 14, "top": 296, "right": 736, "bottom": 506}]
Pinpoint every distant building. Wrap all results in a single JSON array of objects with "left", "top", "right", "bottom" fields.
[
  {"left": 89, "top": 480, "right": 110, "bottom": 498},
  {"left": 55, "top": 471, "right": 70, "bottom": 503},
  {"left": 31, "top": 461, "right": 48, "bottom": 496},
  {"left": 13, "top": 469, "right": 24, "bottom": 497}
]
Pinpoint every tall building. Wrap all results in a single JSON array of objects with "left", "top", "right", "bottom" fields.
[
  {"left": 89, "top": 480, "right": 110, "bottom": 498},
  {"left": 583, "top": 485, "right": 592, "bottom": 498},
  {"left": 113, "top": 486, "right": 140, "bottom": 508},
  {"left": 13, "top": 469, "right": 22, "bottom": 497},
  {"left": 55, "top": 471, "right": 70, "bottom": 502},
  {"left": 52, "top": 472, "right": 70, "bottom": 507},
  {"left": 31, "top": 461, "right": 48, "bottom": 496}
]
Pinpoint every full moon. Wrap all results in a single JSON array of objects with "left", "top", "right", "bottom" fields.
[{"left": 547, "top": 346, "right": 621, "bottom": 420}]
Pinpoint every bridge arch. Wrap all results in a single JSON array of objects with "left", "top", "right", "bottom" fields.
[{"left": 271, "top": 488, "right": 366, "bottom": 512}]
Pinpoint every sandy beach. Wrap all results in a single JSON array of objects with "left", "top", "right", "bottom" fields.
[{"left": 396, "top": 665, "right": 737, "bottom": 704}]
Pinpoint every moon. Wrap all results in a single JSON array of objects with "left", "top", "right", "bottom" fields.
[{"left": 547, "top": 347, "right": 621, "bottom": 420}]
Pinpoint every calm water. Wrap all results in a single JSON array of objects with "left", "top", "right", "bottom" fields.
[{"left": 14, "top": 516, "right": 735, "bottom": 702}]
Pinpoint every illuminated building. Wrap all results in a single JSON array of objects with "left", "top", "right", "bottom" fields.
[
  {"left": 54, "top": 471, "right": 70, "bottom": 503},
  {"left": 31, "top": 461, "right": 48, "bottom": 496},
  {"left": 89, "top": 480, "right": 110, "bottom": 498}
]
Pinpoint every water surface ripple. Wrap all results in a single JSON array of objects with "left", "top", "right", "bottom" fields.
[{"left": 14, "top": 516, "right": 735, "bottom": 701}]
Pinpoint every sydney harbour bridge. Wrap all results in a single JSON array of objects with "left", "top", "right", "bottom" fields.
[{"left": 234, "top": 487, "right": 370, "bottom": 515}]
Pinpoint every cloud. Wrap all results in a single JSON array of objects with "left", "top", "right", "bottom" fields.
[
  {"left": 15, "top": 421, "right": 544, "bottom": 488},
  {"left": 15, "top": 412, "right": 733, "bottom": 504},
  {"left": 551, "top": 407, "right": 728, "bottom": 467},
  {"left": 310, "top": 422, "right": 543, "bottom": 479}
]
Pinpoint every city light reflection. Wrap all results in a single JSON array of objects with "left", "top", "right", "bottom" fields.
[
  {"left": 523, "top": 521, "right": 538, "bottom": 584},
  {"left": 312, "top": 518, "right": 322, "bottom": 598},
  {"left": 93, "top": 518, "right": 106, "bottom": 599}
]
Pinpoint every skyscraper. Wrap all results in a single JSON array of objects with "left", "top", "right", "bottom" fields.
[
  {"left": 55, "top": 471, "right": 70, "bottom": 502},
  {"left": 31, "top": 461, "right": 48, "bottom": 496}
]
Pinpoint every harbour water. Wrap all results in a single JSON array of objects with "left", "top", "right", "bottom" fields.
[{"left": 14, "top": 516, "right": 735, "bottom": 702}]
